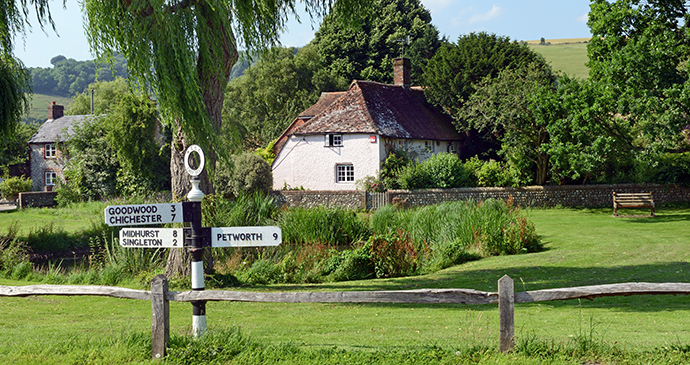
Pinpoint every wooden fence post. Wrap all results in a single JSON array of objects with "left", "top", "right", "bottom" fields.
[
  {"left": 151, "top": 274, "right": 170, "bottom": 360},
  {"left": 498, "top": 275, "right": 514, "bottom": 352}
]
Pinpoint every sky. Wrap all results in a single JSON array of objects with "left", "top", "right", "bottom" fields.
[{"left": 13, "top": 0, "right": 593, "bottom": 68}]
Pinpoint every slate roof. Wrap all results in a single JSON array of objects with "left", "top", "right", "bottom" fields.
[
  {"left": 28, "top": 115, "right": 92, "bottom": 144},
  {"left": 291, "top": 80, "right": 460, "bottom": 141}
]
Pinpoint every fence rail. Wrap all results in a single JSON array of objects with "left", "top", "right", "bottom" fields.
[{"left": 2, "top": 276, "right": 690, "bottom": 359}]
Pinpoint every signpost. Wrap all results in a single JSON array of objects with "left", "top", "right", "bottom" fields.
[
  {"left": 119, "top": 228, "right": 184, "bottom": 248},
  {"left": 105, "top": 203, "right": 183, "bottom": 226},
  {"left": 103, "top": 145, "right": 282, "bottom": 341}
]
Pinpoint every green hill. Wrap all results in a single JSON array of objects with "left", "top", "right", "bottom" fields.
[
  {"left": 526, "top": 38, "right": 590, "bottom": 79},
  {"left": 23, "top": 93, "right": 73, "bottom": 125}
]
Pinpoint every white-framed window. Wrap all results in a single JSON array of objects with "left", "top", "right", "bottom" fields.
[
  {"left": 336, "top": 164, "right": 354, "bottom": 183},
  {"left": 45, "top": 171, "right": 58, "bottom": 186},
  {"left": 325, "top": 134, "right": 343, "bottom": 147},
  {"left": 425, "top": 140, "right": 434, "bottom": 153},
  {"left": 45, "top": 144, "right": 57, "bottom": 158}
]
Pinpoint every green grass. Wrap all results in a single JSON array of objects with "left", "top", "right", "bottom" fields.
[
  {"left": 528, "top": 41, "right": 590, "bottom": 79},
  {"left": 25, "top": 93, "right": 73, "bottom": 123},
  {"left": 0, "top": 201, "right": 106, "bottom": 239},
  {"left": 2, "top": 206, "right": 690, "bottom": 363}
]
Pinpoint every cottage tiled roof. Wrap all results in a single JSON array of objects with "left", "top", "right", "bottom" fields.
[
  {"left": 291, "top": 80, "right": 461, "bottom": 141},
  {"left": 28, "top": 115, "right": 92, "bottom": 144},
  {"left": 299, "top": 92, "right": 346, "bottom": 118}
]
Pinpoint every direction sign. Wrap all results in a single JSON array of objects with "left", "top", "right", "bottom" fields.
[
  {"left": 119, "top": 228, "right": 185, "bottom": 248},
  {"left": 212, "top": 226, "right": 282, "bottom": 247},
  {"left": 105, "top": 203, "right": 184, "bottom": 226}
]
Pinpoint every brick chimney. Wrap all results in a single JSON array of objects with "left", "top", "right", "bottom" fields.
[
  {"left": 393, "top": 57, "right": 411, "bottom": 88},
  {"left": 48, "top": 101, "right": 64, "bottom": 120}
]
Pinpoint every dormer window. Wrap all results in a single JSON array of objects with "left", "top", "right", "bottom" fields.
[
  {"left": 325, "top": 134, "right": 342, "bottom": 147},
  {"left": 45, "top": 144, "right": 57, "bottom": 158}
]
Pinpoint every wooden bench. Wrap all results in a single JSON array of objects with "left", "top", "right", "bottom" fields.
[{"left": 613, "top": 192, "right": 655, "bottom": 217}]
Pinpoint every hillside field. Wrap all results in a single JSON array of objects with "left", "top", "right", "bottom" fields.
[
  {"left": 527, "top": 38, "right": 590, "bottom": 79},
  {"left": 24, "top": 93, "right": 72, "bottom": 124}
]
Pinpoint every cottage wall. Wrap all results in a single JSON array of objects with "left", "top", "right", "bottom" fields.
[
  {"left": 272, "top": 134, "right": 381, "bottom": 190},
  {"left": 29, "top": 143, "right": 65, "bottom": 191}
]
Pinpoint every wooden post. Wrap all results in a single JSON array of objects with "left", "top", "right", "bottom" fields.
[
  {"left": 498, "top": 275, "right": 514, "bottom": 352},
  {"left": 151, "top": 275, "right": 170, "bottom": 360}
]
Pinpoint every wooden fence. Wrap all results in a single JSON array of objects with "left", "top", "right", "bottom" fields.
[{"left": 2, "top": 275, "right": 690, "bottom": 359}]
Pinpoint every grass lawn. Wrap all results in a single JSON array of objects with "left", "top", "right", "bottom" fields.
[
  {"left": 0, "top": 201, "right": 106, "bottom": 239},
  {"left": 1, "top": 206, "right": 689, "bottom": 363}
]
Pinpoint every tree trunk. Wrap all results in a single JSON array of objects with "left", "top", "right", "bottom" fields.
[{"left": 165, "top": 7, "right": 238, "bottom": 278}]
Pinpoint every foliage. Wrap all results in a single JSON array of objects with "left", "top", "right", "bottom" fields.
[
  {"left": 395, "top": 153, "right": 472, "bottom": 189},
  {"left": 278, "top": 206, "right": 370, "bottom": 246},
  {"left": 356, "top": 175, "right": 385, "bottom": 193},
  {"left": 67, "top": 77, "right": 128, "bottom": 115},
  {"left": 254, "top": 138, "right": 277, "bottom": 166},
  {"left": 473, "top": 157, "right": 520, "bottom": 187},
  {"left": 367, "top": 230, "right": 421, "bottom": 278},
  {"left": 0, "top": 123, "right": 36, "bottom": 174},
  {"left": 460, "top": 62, "right": 558, "bottom": 185},
  {"left": 83, "top": 0, "right": 370, "bottom": 196},
  {"left": 56, "top": 82, "right": 169, "bottom": 203},
  {"left": 639, "top": 151, "right": 690, "bottom": 186},
  {"left": 371, "top": 199, "right": 542, "bottom": 271},
  {"left": 0, "top": 223, "right": 32, "bottom": 277},
  {"left": 202, "top": 192, "right": 278, "bottom": 228},
  {"left": 587, "top": 0, "right": 690, "bottom": 155},
  {"left": 1, "top": 173, "right": 29, "bottom": 197},
  {"left": 29, "top": 54, "right": 128, "bottom": 97},
  {"left": 0, "top": 55, "right": 31, "bottom": 139},
  {"left": 223, "top": 46, "right": 341, "bottom": 151},
  {"left": 0, "top": 175, "right": 32, "bottom": 200},
  {"left": 419, "top": 153, "right": 471, "bottom": 188},
  {"left": 379, "top": 150, "right": 414, "bottom": 190},
  {"left": 423, "top": 32, "right": 548, "bottom": 123},
  {"left": 229, "top": 152, "right": 273, "bottom": 197},
  {"left": 311, "top": 0, "right": 441, "bottom": 85}
]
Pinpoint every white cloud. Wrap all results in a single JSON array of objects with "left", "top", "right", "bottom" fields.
[
  {"left": 469, "top": 5, "right": 503, "bottom": 24},
  {"left": 575, "top": 13, "right": 588, "bottom": 23}
]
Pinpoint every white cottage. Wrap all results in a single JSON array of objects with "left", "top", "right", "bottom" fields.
[{"left": 272, "top": 58, "right": 463, "bottom": 191}]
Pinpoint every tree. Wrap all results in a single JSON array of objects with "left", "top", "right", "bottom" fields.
[
  {"left": 1, "top": 0, "right": 58, "bottom": 138},
  {"left": 587, "top": 0, "right": 690, "bottom": 155},
  {"left": 423, "top": 32, "right": 548, "bottom": 125},
  {"left": 83, "top": 0, "right": 370, "bottom": 200},
  {"left": 82, "top": 0, "right": 369, "bottom": 276},
  {"left": 222, "top": 45, "right": 345, "bottom": 150},
  {"left": 311, "top": 0, "right": 441, "bottom": 85},
  {"left": 460, "top": 63, "right": 559, "bottom": 185}
]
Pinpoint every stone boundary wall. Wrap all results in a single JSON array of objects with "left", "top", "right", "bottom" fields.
[
  {"left": 18, "top": 191, "right": 58, "bottom": 208},
  {"left": 271, "top": 190, "right": 366, "bottom": 210},
  {"left": 272, "top": 184, "right": 690, "bottom": 210},
  {"left": 386, "top": 183, "right": 690, "bottom": 209}
]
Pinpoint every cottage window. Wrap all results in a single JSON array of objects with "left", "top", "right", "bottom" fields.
[
  {"left": 425, "top": 140, "right": 434, "bottom": 153},
  {"left": 325, "top": 134, "right": 343, "bottom": 147},
  {"left": 449, "top": 142, "right": 457, "bottom": 154},
  {"left": 45, "top": 171, "right": 58, "bottom": 186},
  {"left": 336, "top": 164, "right": 354, "bottom": 183},
  {"left": 45, "top": 144, "right": 57, "bottom": 158}
]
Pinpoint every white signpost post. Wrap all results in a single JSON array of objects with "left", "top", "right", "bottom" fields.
[{"left": 103, "top": 145, "right": 282, "bottom": 342}]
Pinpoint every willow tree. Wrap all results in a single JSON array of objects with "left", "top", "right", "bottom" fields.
[
  {"left": 83, "top": 0, "right": 367, "bottom": 198},
  {"left": 82, "top": 0, "right": 367, "bottom": 276},
  {"left": 1, "top": 0, "right": 57, "bottom": 138}
]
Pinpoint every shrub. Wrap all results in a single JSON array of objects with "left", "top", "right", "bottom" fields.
[
  {"left": 368, "top": 230, "right": 421, "bottom": 278},
  {"left": 230, "top": 152, "right": 273, "bottom": 196},
  {"left": 397, "top": 162, "right": 432, "bottom": 189},
  {"left": 356, "top": 175, "right": 384, "bottom": 192},
  {"left": 380, "top": 150, "right": 413, "bottom": 189},
  {"left": 474, "top": 159, "right": 521, "bottom": 187},
  {"left": 0, "top": 175, "right": 32, "bottom": 201},
  {"left": 421, "top": 153, "right": 471, "bottom": 188}
]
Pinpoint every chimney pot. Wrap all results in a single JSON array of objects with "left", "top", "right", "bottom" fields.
[{"left": 393, "top": 58, "right": 411, "bottom": 88}]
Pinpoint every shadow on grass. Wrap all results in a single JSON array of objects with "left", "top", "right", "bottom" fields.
[{"left": 244, "top": 261, "right": 690, "bottom": 312}]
